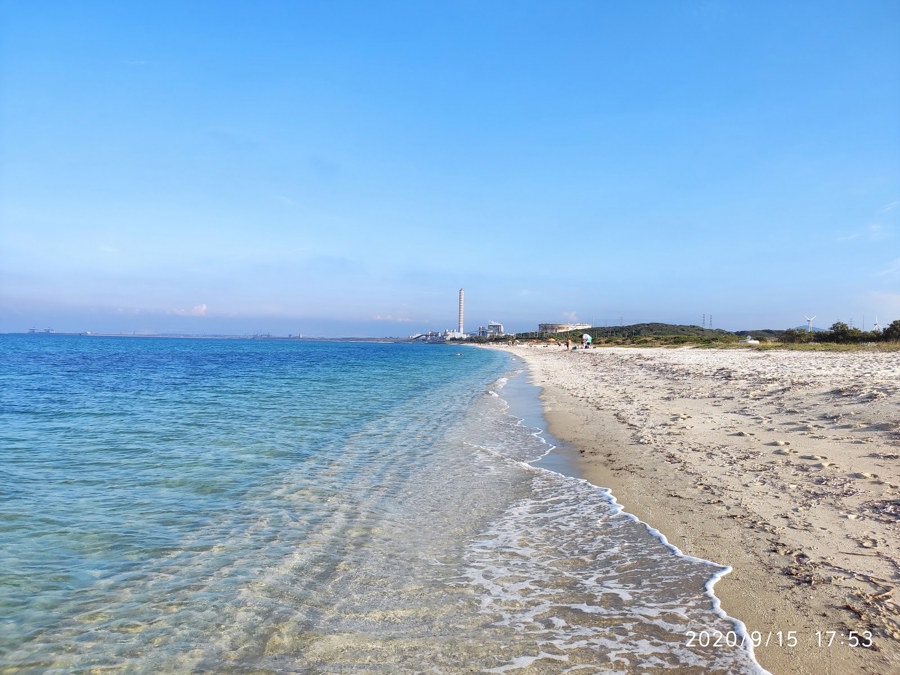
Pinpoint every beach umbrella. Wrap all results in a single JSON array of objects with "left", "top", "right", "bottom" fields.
[{"left": 582, "top": 334, "right": 592, "bottom": 343}]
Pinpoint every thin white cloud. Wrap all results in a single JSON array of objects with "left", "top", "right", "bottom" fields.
[
  {"left": 172, "top": 304, "right": 208, "bottom": 317},
  {"left": 837, "top": 230, "right": 861, "bottom": 242},
  {"left": 372, "top": 314, "right": 413, "bottom": 322},
  {"left": 874, "top": 258, "right": 900, "bottom": 278},
  {"left": 880, "top": 199, "right": 900, "bottom": 213},
  {"left": 866, "top": 223, "right": 891, "bottom": 240},
  {"left": 838, "top": 223, "right": 892, "bottom": 242}
]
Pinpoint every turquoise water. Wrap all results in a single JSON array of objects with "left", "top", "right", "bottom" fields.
[{"left": 0, "top": 335, "right": 762, "bottom": 673}]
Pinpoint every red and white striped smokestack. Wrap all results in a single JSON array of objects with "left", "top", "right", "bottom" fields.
[{"left": 458, "top": 288, "right": 464, "bottom": 335}]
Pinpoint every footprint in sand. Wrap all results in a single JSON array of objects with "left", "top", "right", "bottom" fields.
[{"left": 850, "top": 472, "right": 879, "bottom": 480}]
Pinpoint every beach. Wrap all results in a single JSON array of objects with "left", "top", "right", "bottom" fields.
[{"left": 500, "top": 344, "right": 899, "bottom": 674}]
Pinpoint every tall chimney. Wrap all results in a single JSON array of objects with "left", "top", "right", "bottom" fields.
[{"left": 458, "top": 288, "right": 464, "bottom": 335}]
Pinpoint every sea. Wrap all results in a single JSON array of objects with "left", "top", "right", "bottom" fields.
[{"left": 0, "top": 335, "right": 764, "bottom": 673}]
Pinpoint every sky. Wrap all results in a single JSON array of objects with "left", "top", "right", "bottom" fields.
[{"left": 1, "top": 1, "right": 899, "bottom": 337}]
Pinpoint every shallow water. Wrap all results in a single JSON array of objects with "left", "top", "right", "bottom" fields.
[{"left": 0, "top": 335, "right": 762, "bottom": 672}]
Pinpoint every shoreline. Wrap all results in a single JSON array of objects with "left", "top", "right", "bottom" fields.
[{"left": 498, "top": 344, "right": 898, "bottom": 675}]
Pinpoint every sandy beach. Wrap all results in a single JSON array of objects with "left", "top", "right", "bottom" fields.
[{"left": 498, "top": 344, "right": 899, "bottom": 674}]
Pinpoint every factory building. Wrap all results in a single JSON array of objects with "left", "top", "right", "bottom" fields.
[
  {"left": 477, "top": 322, "right": 505, "bottom": 338},
  {"left": 409, "top": 289, "right": 506, "bottom": 342},
  {"left": 538, "top": 322, "right": 592, "bottom": 336}
]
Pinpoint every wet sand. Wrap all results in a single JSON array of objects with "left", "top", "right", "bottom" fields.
[{"left": 499, "top": 344, "right": 899, "bottom": 674}]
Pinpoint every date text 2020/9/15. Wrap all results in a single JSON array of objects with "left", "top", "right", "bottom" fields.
[{"left": 685, "top": 630, "right": 873, "bottom": 649}]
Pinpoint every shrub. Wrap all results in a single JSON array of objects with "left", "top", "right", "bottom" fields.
[{"left": 883, "top": 319, "right": 900, "bottom": 341}]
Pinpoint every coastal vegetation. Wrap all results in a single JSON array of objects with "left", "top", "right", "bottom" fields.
[
  {"left": 497, "top": 321, "right": 900, "bottom": 350},
  {"left": 780, "top": 320, "right": 900, "bottom": 345}
]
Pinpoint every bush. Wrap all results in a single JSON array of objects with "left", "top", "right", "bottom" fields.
[
  {"left": 781, "top": 328, "right": 813, "bottom": 344},
  {"left": 883, "top": 319, "right": 900, "bottom": 341}
]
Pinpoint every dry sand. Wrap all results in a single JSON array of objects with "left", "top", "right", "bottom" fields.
[{"left": 498, "top": 344, "right": 898, "bottom": 675}]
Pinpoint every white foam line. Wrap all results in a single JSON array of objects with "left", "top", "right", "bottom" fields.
[
  {"left": 512, "top": 464, "right": 769, "bottom": 674},
  {"left": 492, "top": 356, "right": 770, "bottom": 675}
]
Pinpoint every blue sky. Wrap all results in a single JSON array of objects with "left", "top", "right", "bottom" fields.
[{"left": 2, "top": 1, "right": 898, "bottom": 336}]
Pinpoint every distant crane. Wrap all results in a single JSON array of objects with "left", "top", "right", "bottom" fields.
[{"left": 804, "top": 315, "right": 816, "bottom": 333}]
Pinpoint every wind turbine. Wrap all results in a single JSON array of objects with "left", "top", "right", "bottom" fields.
[
  {"left": 805, "top": 315, "right": 816, "bottom": 333},
  {"left": 873, "top": 316, "right": 881, "bottom": 333}
]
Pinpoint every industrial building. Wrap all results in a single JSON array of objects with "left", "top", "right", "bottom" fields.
[
  {"left": 477, "top": 322, "right": 505, "bottom": 338},
  {"left": 408, "top": 289, "right": 507, "bottom": 342},
  {"left": 538, "top": 322, "right": 592, "bottom": 336}
]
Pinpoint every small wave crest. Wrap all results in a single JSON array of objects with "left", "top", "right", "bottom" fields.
[
  {"left": 463, "top": 470, "right": 762, "bottom": 673},
  {"left": 458, "top": 366, "right": 764, "bottom": 673}
]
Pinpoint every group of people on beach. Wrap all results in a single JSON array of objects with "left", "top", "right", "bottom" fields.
[{"left": 563, "top": 335, "right": 592, "bottom": 350}]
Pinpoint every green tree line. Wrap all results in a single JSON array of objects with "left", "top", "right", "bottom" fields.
[{"left": 781, "top": 320, "right": 900, "bottom": 344}]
